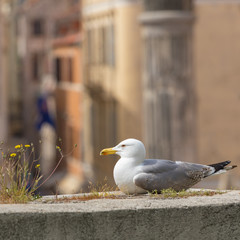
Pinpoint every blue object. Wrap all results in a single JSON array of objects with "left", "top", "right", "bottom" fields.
[{"left": 36, "top": 95, "right": 55, "bottom": 130}]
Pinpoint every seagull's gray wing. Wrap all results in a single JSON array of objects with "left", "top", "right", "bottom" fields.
[{"left": 133, "top": 159, "right": 214, "bottom": 192}]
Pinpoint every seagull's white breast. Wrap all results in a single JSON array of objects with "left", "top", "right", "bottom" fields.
[{"left": 113, "top": 158, "right": 146, "bottom": 194}]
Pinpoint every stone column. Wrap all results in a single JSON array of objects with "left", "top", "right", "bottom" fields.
[{"left": 140, "top": 0, "right": 196, "bottom": 162}]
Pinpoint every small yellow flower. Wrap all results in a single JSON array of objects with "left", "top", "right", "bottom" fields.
[
  {"left": 15, "top": 145, "right": 21, "bottom": 149},
  {"left": 35, "top": 164, "right": 40, "bottom": 168},
  {"left": 10, "top": 153, "right": 16, "bottom": 157},
  {"left": 24, "top": 144, "right": 31, "bottom": 148}
]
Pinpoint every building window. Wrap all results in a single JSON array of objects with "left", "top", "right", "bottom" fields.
[
  {"left": 67, "top": 58, "right": 73, "bottom": 82},
  {"left": 32, "top": 53, "right": 42, "bottom": 81},
  {"left": 32, "top": 19, "right": 44, "bottom": 36},
  {"left": 87, "top": 29, "right": 93, "bottom": 64},
  {"left": 55, "top": 58, "right": 62, "bottom": 83},
  {"left": 144, "top": 0, "right": 192, "bottom": 11},
  {"left": 86, "top": 23, "right": 115, "bottom": 67},
  {"left": 106, "top": 24, "right": 115, "bottom": 67},
  {"left": 99, "top": 27, "right": 105, "bottom": 64},
  {"left": 54, "top": 57, "right": 74, "bottom": 83},
  {"left": 18, "top": 0, "right": 26, "bottom": 5}
]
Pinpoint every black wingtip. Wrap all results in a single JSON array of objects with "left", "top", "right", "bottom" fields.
[{"left": 208, "top": 160, "right": 232, "bottom": 173}]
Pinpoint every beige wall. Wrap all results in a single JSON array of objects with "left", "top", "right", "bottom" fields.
[
  {"left": 82, "top": 0, "right": 143, "bottom": 185},
  {"left": 115, "top": 4, "right": 143, "bottom": 141},
  {"left": 83, "top": 1, "right": 143, "bottom": 143},
  {"left": 194, "top": 2, "right": 240, "bottom": 187}
]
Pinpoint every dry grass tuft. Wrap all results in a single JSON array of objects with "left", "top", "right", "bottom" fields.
[{"left": 149, "top": 188, "right": 226, "bottom": 199}]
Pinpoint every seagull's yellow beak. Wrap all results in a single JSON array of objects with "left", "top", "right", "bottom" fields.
[{"left": 100, "top": 148, "right": 117, "bottom": 156}]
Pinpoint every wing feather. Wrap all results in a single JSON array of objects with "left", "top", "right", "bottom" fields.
[{"left": 133, "top": 159, "right": 214, "bottom": 192}]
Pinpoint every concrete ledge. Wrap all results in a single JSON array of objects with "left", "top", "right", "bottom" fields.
[{"left": 0, "top": 190, "right": 240, "bottom": 240}]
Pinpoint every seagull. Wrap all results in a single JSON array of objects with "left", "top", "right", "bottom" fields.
[{"left": 100, "top": 138, "right": 237, "bottom": 194}]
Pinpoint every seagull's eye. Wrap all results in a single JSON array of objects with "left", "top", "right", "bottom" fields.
[{"left": 121, "top": 144, "right": 126, "bottom": 147}]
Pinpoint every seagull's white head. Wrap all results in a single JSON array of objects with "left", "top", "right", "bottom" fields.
[{"left": 100, "top": 138, "right": 146, "bottom": 159}]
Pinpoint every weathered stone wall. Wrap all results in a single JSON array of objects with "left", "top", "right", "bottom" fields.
[{"left": 0, "top": 190, "right": 239, "bottom": 240}]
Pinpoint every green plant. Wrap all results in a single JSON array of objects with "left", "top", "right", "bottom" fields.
[{"left": 0, "top": 142, "right": 65, "bottom": 203}]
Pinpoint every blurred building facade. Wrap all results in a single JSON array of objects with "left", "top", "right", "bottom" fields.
[
  {"left": 52, "top": 2, "right": 84, "bottom": 192},
  {"left": 0, "top": 0, "right": 22, "bottom": 140},
  {"left": 82, "top": 0, "right": 143, "bottom": 185},
  {"left": 194, "top": 0, "right": 240, "bottom": 188},
  {"left": 1, "top": 0, "right": 240, "bottom": 193},
  {"left": 81, "top": 0, "right": 240, "bottom": 189},
  {"left": 16, "top": 0, "right": 73, "bottom": 142},
  {"left": 15, "top": 0, "right": 83, "bottom": 193},
  {"left": 0, "top": 0, "right": 9, "bottom": 141},
  {"left": 140, "top": 0, "right": 196, "bottom": 163}
]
